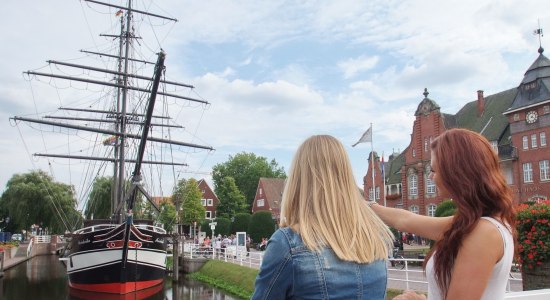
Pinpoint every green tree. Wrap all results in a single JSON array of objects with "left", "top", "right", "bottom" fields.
[
  {"left": 215, "top": 176, "right": 248, "bottom": 218},
  {"left": 173, "top": 178, "right": 205, "bottom": 225},
  {"left": 158, "top": 200, "right": 177, "bottom": 233},
  {"left": 231, "top": 213, "right": 251, "bottom": 234},
  {"left": 435, "top": 199, "right": 456, "bottom": 217},
  {"left": 0, "top": 170, "right": 82, "bottom": 234},
  {"left": 212, "top": 152, "right": 286, "bottom": 210},
  {"left": 84, "top": 176, "right": 112, "bottom": 219},
  {"left": 248, "top": 211, "right": 275, "bottom": 244}
]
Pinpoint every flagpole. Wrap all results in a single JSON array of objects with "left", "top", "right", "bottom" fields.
[
  {"left": 382, "top": 151, "right": 387, "bottom": 207},
  {"left": 370, "top": 123, "right": 375, "bottom": 202}
]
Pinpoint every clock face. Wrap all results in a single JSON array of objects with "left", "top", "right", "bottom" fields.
[{"left": 526, "top": 111, "right": 538, "bottom": 124}]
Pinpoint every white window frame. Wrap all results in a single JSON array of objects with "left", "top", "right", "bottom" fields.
[
  {"left": 541, "top": 132, "right": 547, "bottom": 147},
  {"left": 514, "top": 113, "right": 520, "bottom": 121},
  {"left": 523, "top": 163, "right": 533, "bottom": 183},
  {"left": 531, "top": 134, "right": 538, "bottom": 148},
  {"left": 201, "top": 198, "right": 206, "bottom": 206},
  {"left": 544, "top": 105, "right": 550, "bottom": 114},
  {"left": 427, "top": 204, "right": 437, "bottom": 217},
  {"left": 257, "top": 198, "right": 265, "bottom": 207},
  {"left": 205, "top": 211, "right": 212, "bottom": 219},
  {"left": 375, "top": 186, "right": 380, "bottom": 200},
  {"left": 409, "top": 205, "right": 419, "bottom": 214},
  {"left": 259, "top": 188, "right": 263, "bottom": 196},
  {"left": 490, "top": 141, "right": 498, "bottom": 154},
  {"left": 522, "top": 136, "right": 528, "bottom": 150},
  {"left": 408, "top": 174, "right": 418, "bottom": 196},
  {"left": 369, "top": 188, "right": 374, "bottom": 201},
  {"left": 207, "top": 199, "right": 213, "bottom": 206},
  {"left": 412, "top": 149, "right": 416, "bottom": 157},
  {"left": 540, "top": 160, "right": 550, "bottom": 181},
  {"left": 424, "top": 138, "right": 428, "bottom": 152},
  {"left": 426, "top": 176, "right": 436, "bottom": 194}
]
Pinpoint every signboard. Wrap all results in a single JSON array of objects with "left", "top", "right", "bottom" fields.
[{"left": 236, "top": 232, "right": 246, "bottom": 247}]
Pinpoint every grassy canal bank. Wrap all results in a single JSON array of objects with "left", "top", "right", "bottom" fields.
[{"left": 188, "top": 260, "right": 404, "bottom": 299}]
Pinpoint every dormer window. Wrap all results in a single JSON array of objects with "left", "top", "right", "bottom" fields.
[{"left": 523, "top": 81, "right": 537, "bottom": 91}]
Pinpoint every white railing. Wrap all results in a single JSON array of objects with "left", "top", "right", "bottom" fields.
[
  {"left": 179, "top": 244, "right": 532, "bottom": 296},
  {"left": 33, "top": 235, "right": 51, "bottom": 243},
  {"left": 181, "top": 242, "right": 264, "bottom": 269},
  {"left": 504, "top": 289, "right": 550, "bottom": 299},
  {"left": 26, "top": 238, "right": 33, "bottom": 257},
  {"left": 386, "top": 257, "right": 526, "bottom": 295}
]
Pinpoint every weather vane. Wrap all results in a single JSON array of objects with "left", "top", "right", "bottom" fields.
[{"left": 534, "top": 19, "right": 544, "bottom": 53}]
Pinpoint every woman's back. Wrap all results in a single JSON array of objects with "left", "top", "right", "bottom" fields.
[{"left": 251, "top": 227, "right": 388, "bottom": 300}]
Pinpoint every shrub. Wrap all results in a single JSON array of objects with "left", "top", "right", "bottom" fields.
[
  {"left": 516, "top": 200, "right": 550, "bottom": 270},
  {"left": 231, "top": 213, "right": 251, "bottom": 235},
  {"left": 248, "top": 211, "right": 275, "bottom": 243}
]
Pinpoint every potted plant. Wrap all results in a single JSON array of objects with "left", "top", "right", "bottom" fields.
[{"left": 516, "top": 200, "right": 550, "bottom": 290}]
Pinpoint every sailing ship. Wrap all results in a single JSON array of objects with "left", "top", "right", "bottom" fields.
[{"left": 10, "top": 0, "right": 213, "bottom": 294}]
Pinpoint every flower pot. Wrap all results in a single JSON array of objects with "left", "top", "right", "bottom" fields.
[{"left": 522, "top": 261, "right": 550, "bottom": 290}]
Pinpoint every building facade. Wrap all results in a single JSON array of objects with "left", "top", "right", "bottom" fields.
[
  {"left": 198, "top": 178, "right": 219, "bottom": 220},
  {"left": 364, "top": 48, "right": 550, "bottom": 214},
  {"left": 251, "top": 177, "right": 285, "bottom": 222}
]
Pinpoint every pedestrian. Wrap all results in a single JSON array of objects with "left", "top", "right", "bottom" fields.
[
  {"left": 370, "top": 128, "right": 516, "bottom": 300},
  {"left": 251, "top": 135, "right": 394, "bottom": 300}
]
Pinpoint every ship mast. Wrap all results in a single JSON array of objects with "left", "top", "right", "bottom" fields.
[{"left": 10, "top": 0, "right": 214, "bottom": 224}]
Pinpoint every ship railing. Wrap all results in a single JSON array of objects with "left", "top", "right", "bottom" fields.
[
  {"left": 74, "top": 224, "right": 117, "bottom": 234},
  {"left": 134, "top": 224, "right": 167, "bottom": 234}
]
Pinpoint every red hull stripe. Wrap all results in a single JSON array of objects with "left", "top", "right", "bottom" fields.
[{"left": 70, "top": 279, "right": 163, "bottom": 294}]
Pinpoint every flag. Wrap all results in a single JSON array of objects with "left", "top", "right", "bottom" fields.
[
  {"left": 380, "top": 154, "right": 385, "bottom": 178},
  {"left": 115, "top": 9, "right": 123, "bottom": 17},
  {"left": 352, "top": 126, "right": 372, "bottom": 147},
  {"left": 103, "top": 136, "right": 117, "bottom": 146},
  {"left": 533, "top": 28, "right": 543, "bottom": 35}
]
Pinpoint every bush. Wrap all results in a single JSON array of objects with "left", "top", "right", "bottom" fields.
[
  {"left": 214, "top": 217, "right": 231, "bottom": 237},
  {"left": 231, "top": 213, "right": 251, "bottom": 235},
  {"left": 248, "top": 211, "right": 275, "bottom": 243},
  {"left": 516, "top": 200, "right": 550, "bottom": 270},
  {"left": 435, "top": 199, "right": 456, "bottom": 217}
]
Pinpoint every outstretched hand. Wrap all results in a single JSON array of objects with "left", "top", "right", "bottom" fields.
[{"left": 392, "top": 290, "right": 427, "bottom": 300}]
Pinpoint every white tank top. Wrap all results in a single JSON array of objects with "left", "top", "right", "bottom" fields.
[{"left": 425, "top": 217, "right": 514, "bottom": 300}]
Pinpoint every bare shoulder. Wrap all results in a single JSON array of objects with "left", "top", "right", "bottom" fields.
[{"left": 460, "top": 218, "right": 503, "bottom": 261}]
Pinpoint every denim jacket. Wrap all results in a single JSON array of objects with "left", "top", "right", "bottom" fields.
[{"left": 251, "top": 227, "right": 387, "bottom": 300}]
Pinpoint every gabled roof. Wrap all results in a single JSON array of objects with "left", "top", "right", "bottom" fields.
[
  {"left": 454, "top": 88, "right": 516, "bottom": 143},
  {"left": 386, "top": 151, "right": 405, "bottom": 185},
  {"left": 506, "top": 50, "right": 550, "bottom": 113},
  {"left": 258, "top": 178, "right": 285, "bottom": 210}
]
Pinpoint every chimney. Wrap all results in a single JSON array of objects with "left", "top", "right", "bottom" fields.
[{"left": 477, "top": 90, "right": 484, "bottom": 116}]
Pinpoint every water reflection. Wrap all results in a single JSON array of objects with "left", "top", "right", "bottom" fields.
[{"left": 1, "top": 255, "right": 239, "bottom": 300}]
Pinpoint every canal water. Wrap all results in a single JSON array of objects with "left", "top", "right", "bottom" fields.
[{"left": 0, "top": 255, "right": 238, "bottom": 300}]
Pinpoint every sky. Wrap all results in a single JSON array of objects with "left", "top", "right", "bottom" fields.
[{"left": 1, "top": 0, "right": 549, "bottom": 207}]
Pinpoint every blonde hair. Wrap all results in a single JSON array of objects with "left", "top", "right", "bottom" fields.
[{"left": 280, "top": 135, "right": 393, "bottom": 263}]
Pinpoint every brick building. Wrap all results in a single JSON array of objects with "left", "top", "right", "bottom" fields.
[
  {"left": 364, "top": 48, "right": 550, "bottom": 214},
  {"left": 197, "top": 178, "right": 219, "bottom": 220},
  {"left": 251, "top": 178, "right": 285, "bottom": 222}
]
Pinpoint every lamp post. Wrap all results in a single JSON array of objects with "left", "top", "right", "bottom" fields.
[{"left": 193, "top": 221, "right": 197, "bottom": 243}]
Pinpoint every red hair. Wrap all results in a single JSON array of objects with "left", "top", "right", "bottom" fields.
[{"left": 426, "top": 128, "right": 516, "bottom": 296}]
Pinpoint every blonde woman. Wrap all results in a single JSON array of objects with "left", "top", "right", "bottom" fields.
[{"left": 251, "top": 135, "right": 394, "bottom": 300}]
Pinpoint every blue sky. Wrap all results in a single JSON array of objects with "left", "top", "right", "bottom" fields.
[{"left": 1, "top": 0, "right": 549, "bottom": 205}]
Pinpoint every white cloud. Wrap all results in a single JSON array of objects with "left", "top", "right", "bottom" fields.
[
  {"left": 1, "top": 0, "right": 549, "bottom": 198},
  {"left": 338, "top": 56, "right": 379, "bottom": 79}
]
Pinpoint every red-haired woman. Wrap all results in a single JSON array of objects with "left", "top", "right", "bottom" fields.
[{"left": 370, "top": 128, "right": 516, "bottom": 300}]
